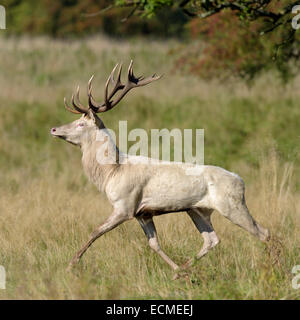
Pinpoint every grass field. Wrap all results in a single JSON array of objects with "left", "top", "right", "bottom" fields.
[{"left": 0, "top": 35, "right": 299, "bottom": 299}]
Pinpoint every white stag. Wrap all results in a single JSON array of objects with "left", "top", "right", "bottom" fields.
[{"left": 51, "top": 61, "right": 270, "bottom": 276}]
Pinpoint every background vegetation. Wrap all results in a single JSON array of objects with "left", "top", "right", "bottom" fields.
[
  {"left": 3, "top": 0, "right": 187, "bottom": 37},
  {"left": 0, "top": 36, "right": 299, "bottom": 299},
  {"left": 3, "top": 0, "right": 300, "bottom": 80}
]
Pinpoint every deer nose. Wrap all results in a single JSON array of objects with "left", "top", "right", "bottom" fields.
[{"left": 51, "top": 128, "right": 56, "bottom": 134}]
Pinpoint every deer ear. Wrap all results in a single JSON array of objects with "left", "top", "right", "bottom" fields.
[
  {"left": 87, "top": 109, "right": 97, "bottom": 122},
  {"left": 87, "top": 109, "right": 103, "bottom": 128}
]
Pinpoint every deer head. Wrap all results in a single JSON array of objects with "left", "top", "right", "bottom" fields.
[{"left": 50, "top": 60, "right": 161, "bottom": 147}]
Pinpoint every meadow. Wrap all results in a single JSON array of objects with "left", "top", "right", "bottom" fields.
[{"left": 0, "top": 35, "right": 299, "bottom": 299}]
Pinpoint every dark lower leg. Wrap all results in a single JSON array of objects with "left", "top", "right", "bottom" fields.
[
  {"left": 137, "top": 215, "right": 179, "bottom": 271},
  {"left": 183, "top": 209, "right": 219, "bottom": 269}
]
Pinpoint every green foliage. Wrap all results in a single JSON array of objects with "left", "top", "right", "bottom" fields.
[
  {"left": 3, "top": 0, "right": 187, "bottom": 37},
  {"left": 2, "top": 0, "right": 300, "bottom": 80},
  {"left": 175, "top": 10, "right": 295, "bottom": 81},
  {"left": 113, "top": 0, "right": 300, "bottom": 81},
  {"left": 116, "top": 0, "right": 173, "bottom": 17}
]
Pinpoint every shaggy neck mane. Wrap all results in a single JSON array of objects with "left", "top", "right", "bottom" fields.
[{"left": 80, "top": 125, "right": 120, "bottom": 192}]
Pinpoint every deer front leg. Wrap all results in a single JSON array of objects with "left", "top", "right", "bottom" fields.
[
  {"left": 136, "top": 215, "right": 179, "bottom": 272},
  {"left": 67, "top": 211, "right": 128, "bottom": 271}
]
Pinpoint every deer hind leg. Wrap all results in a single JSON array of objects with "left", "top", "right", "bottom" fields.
[
  {"left": 67, "top": 211, "right": 128, "bottom": 271},
  {"left": 214, "top": 193, "right": 270, "bottom": 242},
  {"left": 182, "top": 208, "right": 219, "bottom": 269},
  {"left": 136, "top": 215, "right": 179, "bottom": 271}
]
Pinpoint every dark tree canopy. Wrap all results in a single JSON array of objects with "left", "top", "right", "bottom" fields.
[
  {"left": 114, "top": 1, "right": 300, "bottom": 81},
  {"left": 3, "top": 0, "right": 300, "bottom": 80},
  {"left": 115, "top": 1, "right": 296, "bottom": 22}
]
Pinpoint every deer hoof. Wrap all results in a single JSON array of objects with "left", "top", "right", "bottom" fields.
[
  {"left": 66, "top": 257, "right": 80, "bottom": 272},
  {"left": 181, "top": 259, "right": 192, "bottom": 270},
  {"left": 66, "top": 263, "right": 75, "bottom": 272},
  {"left": 172, "top": 270, "right": 190, "bottom": 281}
]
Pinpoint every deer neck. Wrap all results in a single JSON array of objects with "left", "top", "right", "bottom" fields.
[{"left": 80, "top": 127, "right": 120, "bottom": 192}]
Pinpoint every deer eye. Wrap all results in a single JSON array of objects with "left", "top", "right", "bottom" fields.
[{"left": 78, "top": 122, "right": 85, "bottom": 127}]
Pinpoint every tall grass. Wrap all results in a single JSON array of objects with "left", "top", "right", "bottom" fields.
[{"left": 0, "top": 36, "right": 299, "bottom": 299}]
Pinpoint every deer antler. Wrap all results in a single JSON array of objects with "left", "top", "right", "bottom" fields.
[
  {"left": 64, "top": 60, "right": 161, "bottom": 115},
  {"left": 64, "top": 86, "right": 89, "bottom": 114}
]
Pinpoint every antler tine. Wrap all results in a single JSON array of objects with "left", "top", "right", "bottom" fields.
[
  {"left": 64, "top": 85, "right": 90, "bottom": 115},
  {"left": 88, "top": 75, "right": 109, "bottom": 112},
  {"left": 109, "top": 63, "right": 119, "bottom": 85},
  {"left": 88, "top": 63, "right": 125, "bottom": 112},
  {"left": 104, "top": 71, "right": 112, "bottom": 108},
  {"left": 102, "top": 64, "right": 118, "bottom": 109},
  {"left": 64, "top": 97, "right": 81, "bottom": 114},
  {"left": 127, "top": 60, "right": 134, "bottom": 80},
  {"left": 71, "top": 91, "right": 87, "bottom": 114},
  {"left": 107, "top": 63, "right": 125, "bottom": 100},
  {"left": 87, "top": 75, "right": 94, "bottom": 95},
  {"left": 116, "top": 63, "right": 123, "bottom": 84},
  {"left": 125, "top": 60, "right": 162, "bottom": 87},
  {"left": 106, "top": 60, "right": 162, "bottom": 108},
  {"left": 87, "top": 75, "right": 103, "bottom": 113},
  {"left": 105, "top": 63, "right": 126, "bottom": 105},
  {"left": 135, "top": 73, "right": 163, "bottom": 87},
  {"left": 75, "top": 86, "right": 89, "bottom": 113}
]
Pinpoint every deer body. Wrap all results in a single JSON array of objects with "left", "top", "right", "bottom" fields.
[
  {"left": 51, "top": 61, "right": 270, "bottom": 276},
  {"left": 102, "top": 161, "right": 235, "bottom": 217},
  {"left": 78, "top": 119, "right": 243, "bottom": 217}
]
